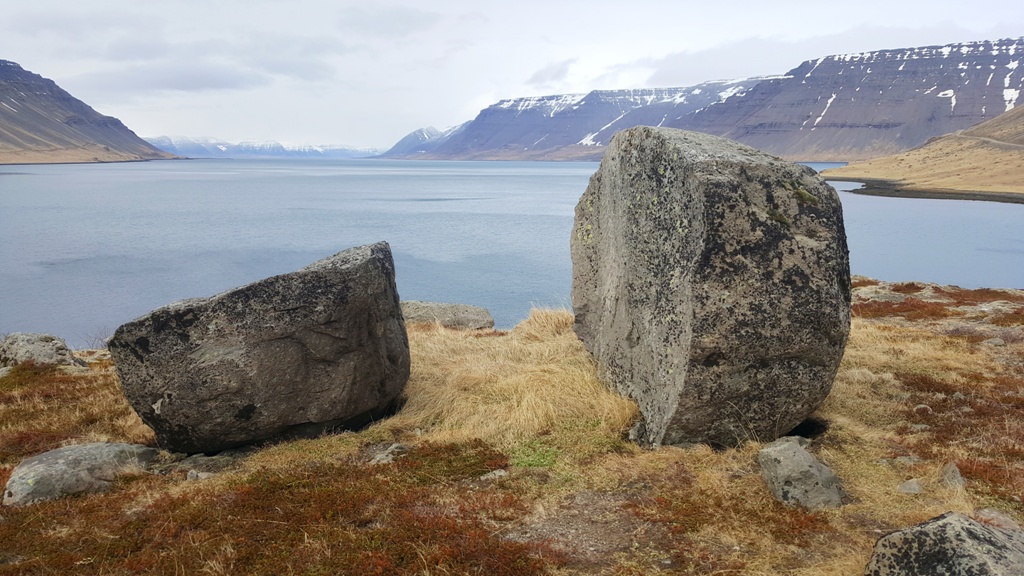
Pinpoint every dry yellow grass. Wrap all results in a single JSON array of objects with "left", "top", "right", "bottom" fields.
[
  {"left": 822, "top": 106, "right": 1024, "bottom": 198},
  {"left": 381, "top": 308, "right": 638, "bottom": 452},
  {"left": 1, "top": 303, "right": 1021, "bottom": 575}
]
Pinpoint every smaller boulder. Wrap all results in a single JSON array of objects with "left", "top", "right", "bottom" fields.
[
  {"left": 400, "top": 301, "right": 495, "bottom": 330},
  {"left": 866, "top": 512, "right": 1024, "bottom": 575},
  {"left": 0, "top": 333, "right": 85, "bottom": 368},
  {"left": 758, "top": 437, "right": 844, "bottom": 509},
  {"left": 3, "top": 443, "right": 160, "bottom": 506}
]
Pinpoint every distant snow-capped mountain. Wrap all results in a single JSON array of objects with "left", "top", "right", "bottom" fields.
[
  {"left": 385, "top": 36, "right": 1024, "bottom": 161},
  {"left": 383, "top": 79, "right": 760, "bottom": 160},
  {"left": 146, "top": 136, "right": 380, "bottom": 159}
]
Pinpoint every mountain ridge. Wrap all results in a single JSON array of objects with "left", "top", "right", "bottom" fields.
[
  {"left": 0, "top": 60, "right": 174, "bottom": 165},
  {"left": 146, "top": 136, "right": 380, "bottom": 159},
  {"left": 385, "top": 36, "right": 1024, "bottom": 162}
]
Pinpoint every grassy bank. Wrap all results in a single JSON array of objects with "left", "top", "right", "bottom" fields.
[{"left": 1, "top": 285, "right": 1022, "bottom": 574}]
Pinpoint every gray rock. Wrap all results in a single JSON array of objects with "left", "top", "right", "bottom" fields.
[
  {"left": 0, "top": 333, "right": 85, "bottom": 367},
  {"left": 983, "top": 338, "right": 1007, "bottom": 347},
  {"left": 973, "top": 509, "right": 1023, "bottom": 532},
  {"left": 758, "top": 437, "right": 845, "bottom": 509},
  {"left": 3, "top": 443, "right": 159, "bottom": 506},
  {"left": 0, "top": 367, "right": 10, "bottom": 379},
  {"left": 942, "top": 462, "right": 966, "bottom": 489},
  {"left": 865, "top": 512, "right": 1024, "bottom": 575},
  {"left": 400, "top": 301, "right": 495, "bottom": 330},
  {"left": 898, "top": 479, "right": 924, "bottom": 495},
  {"left": 480, "top": 469, "right": 509, "bottom": 481},
  {"left": 368, "top": 443, "right": 408, "bottom": 465},
  {"left": 108, "top": 242, "right": 410, "bottom": 454},
  {"left": 571, "top": 127, "right": 850, "bottom": 448}
]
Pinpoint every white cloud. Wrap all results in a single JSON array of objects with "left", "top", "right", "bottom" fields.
[{"left": 0, "top": 0, "right": 1022, "bottom": 148}]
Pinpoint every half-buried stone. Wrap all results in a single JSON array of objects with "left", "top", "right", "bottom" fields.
[
  {"left": 109, "top": 242, "right": 410, "bottom": 454},
  {"left": 571, "top": 127, "right": 850, "bottom": 448}
]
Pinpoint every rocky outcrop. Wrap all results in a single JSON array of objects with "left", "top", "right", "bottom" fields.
[
  {"left": 865, "top": 512, "right": 1024, "bottom": 575},
  {"left": 759, "top": 437, "right": 844, "bottom": 509},
  {"left": 400, "top": 301, "right": 495, "bottom": 330},
  {"left": 3, "top": 443, "right": 159, "bottom": 506},
  {"left": 0, "top": 333, "right": 84, "bottom": 367},
  {"left": 0, "top": 60, "right": 174, "bottom": 164},
  {"left": 571, "top": 127, "right": 850, "bottom": 448},
  {"left": 108, "top": 242, "right": 410, "bottom": 454}
]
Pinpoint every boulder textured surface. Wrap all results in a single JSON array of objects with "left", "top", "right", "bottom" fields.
[
  {"left": 758, "top": 437, "right": 844, "bottom": 509},
  {"left": 0, "top": 333, "right": 84, "bottom": 367},
  {"left": 571, "top": 127, "right": 850, "bottom": 448},
  {"left": 400, "top": 301, "right": 495, "bottom": 330},
  {"left": 3, "top": 443, "right": 159, "bottom": 506},
  {"left": 108, "top": 242, "right": 410, "bottom": 454},
  {"left": 865, "top": 512, "right": 1024, "bottom": 575}
]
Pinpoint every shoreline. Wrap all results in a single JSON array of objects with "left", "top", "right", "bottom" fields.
[{"left": 824, "top": 176, "right": 1024, "bottom": 205}]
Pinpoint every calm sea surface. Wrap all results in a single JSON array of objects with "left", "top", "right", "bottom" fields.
[{"left": 2, "top": 159, "right": 1022, "bottom": 347}]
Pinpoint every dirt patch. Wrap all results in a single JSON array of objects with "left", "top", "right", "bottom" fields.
[{"left": 506, "top": 490, "right": 668, "bottom": 571}]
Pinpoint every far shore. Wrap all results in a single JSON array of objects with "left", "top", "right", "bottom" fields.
[{"left": 824, "top": 176, "right": 1024, "bottom": 205}]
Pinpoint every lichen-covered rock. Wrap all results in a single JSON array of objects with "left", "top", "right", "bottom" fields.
[
  {"left": 3, "top": 443, "right": 159, "bottom": 506},
  {"left": 865, "top": 512, "right": 1024, "bottom": 575},
  {"left": 400, "top": 301, "right": 495, "bottom": 330},
  {"left": 571, "top": 127, "right": 850, "bottom": 448},
  {"left": 0, "top": 333, "right": 85, "bottom": 367},
  {"left": 108, "top": 242, "right": 410, "bottom": 454},
  {"left": 758, "top": 437, "right": 844, "bottom": 509}
]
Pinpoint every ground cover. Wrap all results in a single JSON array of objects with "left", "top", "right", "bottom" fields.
[{"left": 1, "top": 283, "right": 1021, "bottom": 574}]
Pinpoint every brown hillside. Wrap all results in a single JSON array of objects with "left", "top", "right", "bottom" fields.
[
  {"left": 822, "top": 105, "right": 1024, "bottom": 200},
  {"left": 0, "top": 60, "right": 174, "bottom": 165}
]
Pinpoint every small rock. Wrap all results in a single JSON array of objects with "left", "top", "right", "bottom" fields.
[
  {"left": 974, "top": 509, "right": 1023, "bottom": 532},
  {"left": 400, "top": 301, "right": 495, "bottom": 330},
  {"left": 912, "top": 404, "right": 933, "bottom": 415},
  {"left": 941, "top": 463, "right": 966, "bottom": 489},
  {"left": 898, "top": 478, "right": 923, "bottom": 495},
  {"left": 480, "top": 469, "right": 509, "bottom": 481},
  {"left": 0, "top": 333, "right": 85, "bottom": 368},
  {"left": 186, "top": 470, "right": 215, "bottom": 481},
  {"left": 3, "top": 443, "right": 159, "bottom": 506},
  {"left": 758, "top": 437, "right": 845, "bottom": 509},
  {"left": 369, "top": 443, "right": 407, "bottom": 465},
  {"left": 953, "top": 392, "right": 967, "bottom": 400},
  {"left": 983, "top": 338, "right": 1007, "bottom": 347}
]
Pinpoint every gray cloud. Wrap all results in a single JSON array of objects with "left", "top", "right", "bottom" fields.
[
  {"left": 336, "top": 5, "right": 443, "bottom": 38},
  {"left": 526, "top": 59, "right": 577, "bottom": 88},
  {"left": 69, "top": 62, "right": 271, "bottom": 95},
  {"left": 641, "top": 24, "right": 988, "bottom": 88}
]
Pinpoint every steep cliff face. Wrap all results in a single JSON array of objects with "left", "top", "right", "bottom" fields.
[
  {"left": 0, "top": 60, "right": 174, "bottom": 164},
  {"left": 394, "top": 79, "right": 759, "bottom": 160},
  {"left": 676, "top": 37, "right": 1024, "bottom": 160}
]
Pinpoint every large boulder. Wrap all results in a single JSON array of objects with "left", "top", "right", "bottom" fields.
[
  {"left": 571, "top": 127, "right": 850, "bottom": 448},
  {"left": 400, "top": 301, "right": 495, "bottom": 330},
  {"left": 865, "top": 512, "right": 1024, "bottom": 575},
  {"left": 0, "top": 333, "right": 85, "bottom": 367},
  {"left": 108, "top": 242, "right": 410, "bottom": 454},
  {"left": 3, "top": 443, "right": 159, "bottom": 506}
]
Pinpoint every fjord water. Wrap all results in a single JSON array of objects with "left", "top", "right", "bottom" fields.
[{"left": 2, "top": 159, "right": 1022, "bottom": 347}]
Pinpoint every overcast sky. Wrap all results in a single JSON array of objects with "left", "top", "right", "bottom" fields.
[{"left": 2, "top": 1, "right": 1022, "bottom": 149}]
